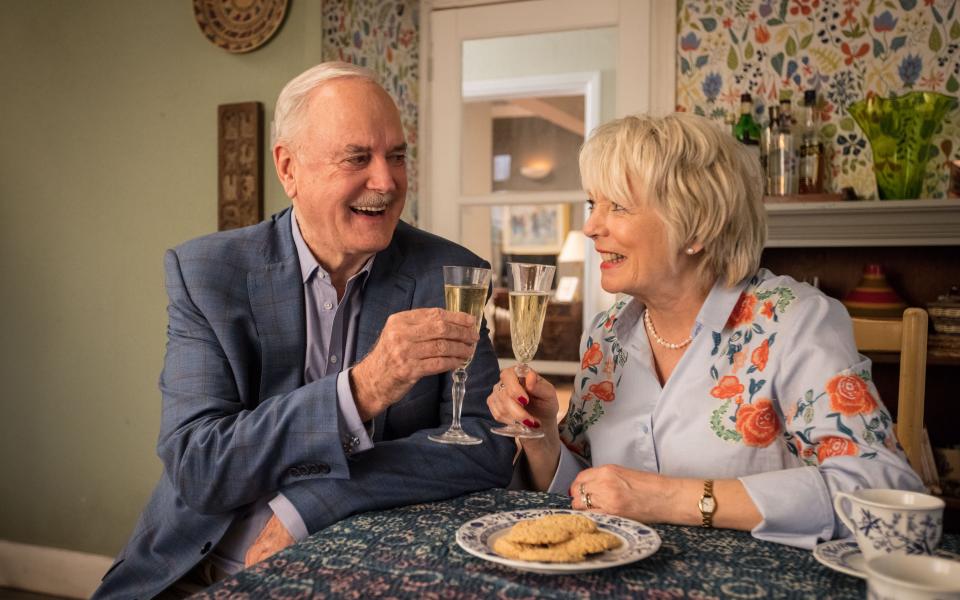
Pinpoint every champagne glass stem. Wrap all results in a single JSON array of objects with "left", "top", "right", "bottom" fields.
[
  {"left": 451, "top": 367, "right": 467, "bottom": 432},
  {"left": 514, "top": 363, "right": 529, "bottom": 381}
]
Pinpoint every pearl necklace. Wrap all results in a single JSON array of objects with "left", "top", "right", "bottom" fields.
[{"left": 643, "top": 309, "right": 693, "bottom": 350}]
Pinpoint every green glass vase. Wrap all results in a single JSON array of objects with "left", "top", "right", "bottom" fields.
[{"left": 848, "top": 91, "right": 957, "bottom": 200}]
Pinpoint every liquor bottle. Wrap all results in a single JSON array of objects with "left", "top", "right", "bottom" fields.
[
  {"left": 733, "top": 93, "right": 761, "bottom": 146},
  {"left": 777, "top": 97, "right": 798, "bottom": 195},
  {"left": 761, "top": 105, "right": 780, "bottom": 196},
  {"left": 798, "top": 89, "right": 825, "bottom": 194}
]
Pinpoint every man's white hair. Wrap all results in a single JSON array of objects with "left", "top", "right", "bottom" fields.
[{"left": 273, "top": 61, "right": 380, "bottom": 146}]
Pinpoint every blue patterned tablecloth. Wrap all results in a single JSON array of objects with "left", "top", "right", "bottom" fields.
[{"left": 194, "top": 489, "right": 960, "bottom": 599}]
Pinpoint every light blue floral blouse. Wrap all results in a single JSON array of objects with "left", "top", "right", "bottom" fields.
[{"left": 550, "top": 269, "right": 923, "bottom": 548}]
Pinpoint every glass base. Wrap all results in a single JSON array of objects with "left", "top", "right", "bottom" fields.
[
  {"left": 429, "top": 428, "right": 483, "bottom": 445},
  {"left": 490, "top": 424, "right": 545, "bottom": 439}
]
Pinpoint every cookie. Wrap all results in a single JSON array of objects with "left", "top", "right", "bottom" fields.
[
  {"left": 562, "top": 531, "right": 622, "bottom": 555},
  {"left": 503, "top": 518, "right": 575, "bottom": 545},
  {"left": 538, "top": 514, "right": 598, "bottom": 534}
]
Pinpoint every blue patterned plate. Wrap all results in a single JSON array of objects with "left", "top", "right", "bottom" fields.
[
  {"left": 456, "top": 508, "right": 661, "bottom": 574},
  {"left": 813, "top": 539, "right": 959, "bottom": 579}
]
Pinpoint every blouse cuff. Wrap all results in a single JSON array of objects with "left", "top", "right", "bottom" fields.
[
  {"left": 739, "top": 466, "right": 835, "bottom": 549},
  {"left": 546, "top": 444, "right": 588, "bottom": 495}
]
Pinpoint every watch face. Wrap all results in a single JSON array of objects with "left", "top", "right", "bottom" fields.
[{"left": 699, "top": 496, "right": 716, "bottom": 514}]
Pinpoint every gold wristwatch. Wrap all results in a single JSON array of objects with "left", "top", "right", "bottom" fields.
[{"left": 698, "top": 479, "right": 716, "bottom": 528}]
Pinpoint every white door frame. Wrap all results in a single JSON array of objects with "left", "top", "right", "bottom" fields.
[{"left": 420, "top": 0, "right": 676, "bottom": 328}]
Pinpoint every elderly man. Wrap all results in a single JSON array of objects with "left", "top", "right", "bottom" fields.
[{"left": 93, "top": 62, "right": 514, "bottom": 600}]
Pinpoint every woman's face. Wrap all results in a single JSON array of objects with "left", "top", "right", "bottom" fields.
[{"left": 583, "top": 194, "right": 687, "bottom": 299}]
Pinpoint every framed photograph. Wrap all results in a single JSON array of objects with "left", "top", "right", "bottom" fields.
[{"left": 502, "top": 204, "right": 569, "bottom": 254}]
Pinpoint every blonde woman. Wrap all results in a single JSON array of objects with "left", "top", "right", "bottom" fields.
[{"left": 487, "top": 112, "right": 922, "bottom": 547}]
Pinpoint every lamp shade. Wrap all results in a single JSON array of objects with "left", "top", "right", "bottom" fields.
[{"left": 558, "top": 230, "right": 587, "bottom": 263}]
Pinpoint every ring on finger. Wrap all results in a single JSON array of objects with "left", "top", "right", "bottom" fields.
[{"left": 578, "top": 483, "right": 593, "bottom": 509}]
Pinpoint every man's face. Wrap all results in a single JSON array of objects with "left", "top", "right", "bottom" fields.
[{"left": 276, "top": 78, "right": 407, "bottom": 270}]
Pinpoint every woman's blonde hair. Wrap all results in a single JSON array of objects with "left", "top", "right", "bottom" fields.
[{"left": 579, "top": 112, "right": 767, "bottom": 287}]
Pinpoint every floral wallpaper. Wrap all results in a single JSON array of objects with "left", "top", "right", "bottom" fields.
[
  {"left": 323, "top": 0, "right": 421, "bottom": 223},
  {"left": 677, "top": 0, "right": 960, "bottom": 199}
]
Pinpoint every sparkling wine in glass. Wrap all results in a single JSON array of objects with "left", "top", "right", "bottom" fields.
[
  {"left": 491, "top": 262, "right": 555, "bottom": 439},
  {"left": 428, "top": 265, "right": 491, "bottom": 445}
]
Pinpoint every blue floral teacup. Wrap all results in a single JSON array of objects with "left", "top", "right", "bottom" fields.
[{"left": 834, "top": 489, "right": 944, "bottom": 562}]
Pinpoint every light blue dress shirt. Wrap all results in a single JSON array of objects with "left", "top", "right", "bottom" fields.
[{"left": 549, "top": 270, "right": 923, "bottom": 549}]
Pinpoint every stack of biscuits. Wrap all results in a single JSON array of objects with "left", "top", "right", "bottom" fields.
[{"left": 492, "top": 514, "right": 622, "bottom": 563}]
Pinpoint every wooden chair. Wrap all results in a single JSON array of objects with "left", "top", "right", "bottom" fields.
[{"left": 851, "top": 308, "right": 937, "bottom": 488}]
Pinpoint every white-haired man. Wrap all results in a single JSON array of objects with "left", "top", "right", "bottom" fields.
[{"left": 93, "top": 62, "right": 514, "bottom": 600}]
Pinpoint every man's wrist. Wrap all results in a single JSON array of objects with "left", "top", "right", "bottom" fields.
[{"left": 349, "top": 363, "right": 383, "bottom": 422}]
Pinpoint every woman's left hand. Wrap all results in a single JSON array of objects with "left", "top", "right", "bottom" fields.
[{"left": 570, "top": 465, "right": 675, "bottom": 524}]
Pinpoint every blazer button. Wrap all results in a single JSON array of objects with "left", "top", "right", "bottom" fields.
[
  {"left": 307, "top": 465, "right": 320, "bottom": 475},
  {"left": 317, "top": 463, "right": 330, "bottom": 474},
  {"left": 201, "top": 541, "right": 211, "bottom": 554}
]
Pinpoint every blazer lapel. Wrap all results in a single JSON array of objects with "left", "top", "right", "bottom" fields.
[
  {"left": 357, "top": 239, "right": 414, "bottom": 439},
  {"left": 248, "top": 211, "right": 306, "bottom": 401}
]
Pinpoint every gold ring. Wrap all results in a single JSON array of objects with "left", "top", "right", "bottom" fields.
[
  {"left": 578, "top": 483, "right": 593, "bottom": 509},
  {"left": 498, "top": 383, "right": 506, "bottom": 391}
]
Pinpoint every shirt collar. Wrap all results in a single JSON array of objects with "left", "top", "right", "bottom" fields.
[
  {"left": 290, "top": 207, "right": 375, "bottom": 286},
  {"left": 612, "top": 272, "right": 754, "bottom": 340},
  {"left": 695, "top": 273, "right": 754, "bottom": 333}
]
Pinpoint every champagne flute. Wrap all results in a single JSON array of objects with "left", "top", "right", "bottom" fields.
[
  {"left": 491, "top": 262, "right": 555, "bottom": 439},
  {"left": 428, "top": 265, "right": 491, "bottom": 445}
]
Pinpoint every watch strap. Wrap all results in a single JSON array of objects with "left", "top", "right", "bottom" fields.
[{"left": 699, "top": 479, "right": 715, "bottom": 528}]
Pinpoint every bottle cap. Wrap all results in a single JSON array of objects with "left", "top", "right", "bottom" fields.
[
  {"left": 804, "top": 89, "right": 816, "bottom": 105},
  {"left": 740, "top": 93, "right": 752, "bottom": 102}
]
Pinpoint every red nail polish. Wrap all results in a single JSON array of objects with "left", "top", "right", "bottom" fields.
[
  {"left": 518, "top": 396, "right": 529, "bottom": 406},
  {"left": 523, "top": 419, "right": 540, "bottom": 428}
]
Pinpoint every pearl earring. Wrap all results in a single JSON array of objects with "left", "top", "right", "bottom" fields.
[{"left": 685, "top": 247, "right": 696, "bottom": 255}]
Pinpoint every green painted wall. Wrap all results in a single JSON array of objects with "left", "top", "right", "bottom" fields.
[{"left": 0, "top": 0, "right": 323, "bottom": 556}]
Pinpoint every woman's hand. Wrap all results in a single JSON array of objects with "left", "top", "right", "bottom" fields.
[
  {"left": 570, "top": 465, "right": 678, "bottom": 524},
  {"left": 486, "top": 367, "right": 562, "bottom": 490},
  {"left": 570, "top": 466, "right": 763, "bottom": 530},
  {"left": 486, "top": 367, "right": 560, "bottom": 439}
]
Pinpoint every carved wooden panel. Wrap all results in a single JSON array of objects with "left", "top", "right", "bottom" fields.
[{"left": 218, "top": 102, "right": 263, "bottom": 231}]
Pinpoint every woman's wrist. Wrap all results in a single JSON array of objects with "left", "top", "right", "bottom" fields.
[{"left": 519, "top": 430, "right": 561, "bottom": 491}]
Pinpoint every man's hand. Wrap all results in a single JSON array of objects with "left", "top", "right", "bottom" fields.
[
  {"left": 350, "top": 307, "right": 480, "bottom": 421},
  {"left": 244, "top": 514, "right": 295, "bottom": 568}
]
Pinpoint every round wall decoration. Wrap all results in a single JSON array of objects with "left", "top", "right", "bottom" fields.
[{"left": 193, "top": 0, "right": 289, "bottom": 54}]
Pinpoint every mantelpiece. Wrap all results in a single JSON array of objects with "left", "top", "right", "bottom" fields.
[{"left": 766, "top": 199, "right": 960, "bottom": 248}]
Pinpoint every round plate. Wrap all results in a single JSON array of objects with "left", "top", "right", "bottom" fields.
[
  {"left": 193, "top": 0, "right": 289, "bottom": 54},
  {"left": 813, "top": 539, "right": 960, "bottom": 579},
  {"left": 456, "top": 508, "right": 661, "bottom": 574}
]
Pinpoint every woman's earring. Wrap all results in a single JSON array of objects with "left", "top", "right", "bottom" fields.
[{"left": 685, "top": 247, "right": 696, "bottom": 255}]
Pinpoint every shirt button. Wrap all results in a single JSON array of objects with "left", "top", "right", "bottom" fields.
[
  {"left": 323, "top": 302, "right": 333, "bottom": 310},
  {"left": 330, "top": 355, "right": 338, "bottom": 364}
]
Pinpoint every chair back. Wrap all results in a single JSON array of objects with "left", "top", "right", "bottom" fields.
[{"left": 851, "top": 308, "right": 928, "bottom": 477}]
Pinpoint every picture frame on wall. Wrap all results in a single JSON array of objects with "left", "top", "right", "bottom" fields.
[{"left": 502, "top": 204, "right": 569, "bottom": 255}]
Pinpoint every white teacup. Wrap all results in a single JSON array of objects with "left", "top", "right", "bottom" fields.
[
  {"left": 866, "top": 554, "right": 960, "bottom": 599},
  {"left": 833, "top": 488, "right": 944, "bottom": 561}
]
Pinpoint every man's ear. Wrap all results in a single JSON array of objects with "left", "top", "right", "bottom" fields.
[{"left": 273, "top": 144, "right": 297, "bottom": 199}]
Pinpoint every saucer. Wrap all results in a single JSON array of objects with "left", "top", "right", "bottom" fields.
[
  {"left": 813, "top": 539, "right": 959, "bottom": 579},
  {"left": 813, "top": 540, "right": 868, "bottom": 578}
]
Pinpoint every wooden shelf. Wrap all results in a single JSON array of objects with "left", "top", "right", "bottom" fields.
[
  {"left": 765, "top": 198, "right": 960, "bottom": 248},
  {"left": 863, "top": 350, "right": 960, "bottom": 367}
]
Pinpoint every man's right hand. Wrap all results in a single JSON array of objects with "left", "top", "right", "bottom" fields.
[{"left": 350, "top": 307, "right": 480, "bottom": 421}]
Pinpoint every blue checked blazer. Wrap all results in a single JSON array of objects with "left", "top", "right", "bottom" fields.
[{"left": 93, "top": 208, "right": 515, "bottom": 599}]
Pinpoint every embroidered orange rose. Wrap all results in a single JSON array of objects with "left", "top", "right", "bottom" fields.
[
  {"left": 826, "top": 374, "right": 878, "bottom": 416},
  {"left": 710, "top": 375, "right": 744, "bottom": 399},
  {"left": 817, "top": 436, "right": 858, "bottom": 462},
  {"left": 726, "top": 293, "right": 757, "bottom": 328},
  {"left": 751, "top": 339, "right": 770, "bottom": 371},
  {"left": 732, "top": 350, "right": 746, "bottom": 373},
  {"left": 589, "top": 381, "right": 615, "bottom": 402},
  {"left": 581, "top": 342, "right": 603, "bottom": 369},
  {"left": 603, "top": 317, "right": 615, "bottom": 330},
  {"left": 735, "top": 399, "right": 781, "bottom": 447},
  {"left": 761, "top": 300, "right": 775, "bottom": 319}
]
